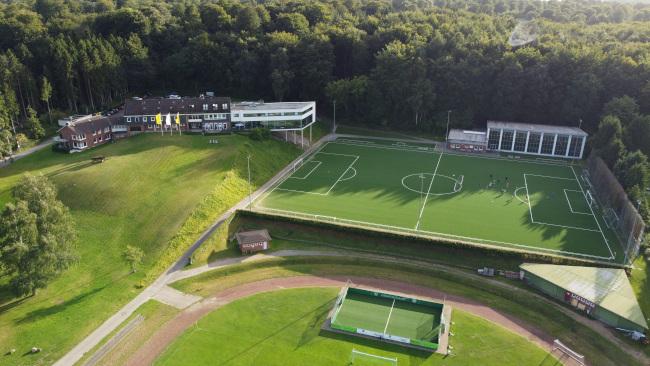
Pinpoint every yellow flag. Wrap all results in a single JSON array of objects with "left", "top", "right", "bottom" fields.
[
  {"left": 155, "top": 113, "right": 162, "bottom": 125},
  {"left": 175, "top": 112, "right": 180, "bottom": 125}
]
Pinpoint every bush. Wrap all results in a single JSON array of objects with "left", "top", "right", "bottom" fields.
[{"left": 249, "top": 127, "right": 271, "bottom": 141}]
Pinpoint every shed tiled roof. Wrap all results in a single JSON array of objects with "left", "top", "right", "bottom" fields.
[
  {"left": 58, "top": 115, "right": 112, "bottom": 135},
  {"left": 124, "top": 96, "right": 231, "bottom": 116},
  {"left": 235, "top": 229, "right": 272, "bottom": 245}
]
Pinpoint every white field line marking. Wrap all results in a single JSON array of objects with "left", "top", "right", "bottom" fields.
[
  {"left": 383, "top": 299, "right": 396, "bottom": 334},
  {"left": 524, "top": 174, "right": 575, "bottom": 181},
  {"left": 415, "top": 151, "right": 444, "bottom": 230},
  {"left": 525, "top": 174, "right": 598, "bottom": 231},
  {"left": 401, "top": 173, "right": 461, "bottom": 196},
  {"left": 325, "top": 156, "right": 359, "bottom": 195},
  {"left": 332, "top": 140, "right": 438, "bottom": 155},
  {"left": 263, "top": 142, "right": 332, "bottom": 200},
  {"left": 523, "top": 174, "right": 535, "bottom": 223},
  {"left": 290, "top": 161, "right": 321, "bottom": 180},
  {"left": 317, "top": 151, "right": 360, "bottom": 158},
  {"left": 513, "top": 187, "right": 528, "bottom": 204},
  {"left": 532, "top": 221, "right": 600, "bottom": 232},
  {"left": 563, "top": 189, "right": 591, "bottom": 215},
  {"left": 274, "top": 188, "right": 329, "bottom": 196},
  {"left": 339, "top": 167, "right": 357, "bottom": 182},
  {"left": 571, "top": 166, "right": 615, "bottom": 259},
  {"left": 254, "top": 206, "right": 615, "bottom": 261}
]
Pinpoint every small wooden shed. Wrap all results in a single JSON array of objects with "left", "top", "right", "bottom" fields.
[{"left": 235, "top": 229, "right": 271, "bottom": 254}]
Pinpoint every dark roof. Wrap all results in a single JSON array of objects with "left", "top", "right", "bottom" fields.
[
  {"left": 123, "top": 96, "right": 231, "bottom": 116},
  {"left": 235, "top": 229, "right": 272, "bottom": 245},
  {"left": 58, "top": 115, "right": 112, "bottom": 135}
]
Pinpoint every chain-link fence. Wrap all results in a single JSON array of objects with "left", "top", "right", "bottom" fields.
[{"left": 584, "top": 153, "right": 645, "bottom": 264}]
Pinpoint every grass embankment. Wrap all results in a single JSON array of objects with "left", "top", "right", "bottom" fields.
[
  {"left": 0, "top": 133, "right": 299, "bottom": 365},
  {"left": 190, "top": 212, "right": 525, "bottom": 270},
  {"left": 154, "top": 288, "right": 556, "bottom": 366},
  {"left": 630, "top": 255, "right": 650, "bottom": 357},
  {"left": 171, "top": 258, "right": 641, "bottom": 366}
]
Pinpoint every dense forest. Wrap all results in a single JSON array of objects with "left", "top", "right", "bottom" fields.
[{"left": 0, "top": 0, "right": 648, "bottom": 220}]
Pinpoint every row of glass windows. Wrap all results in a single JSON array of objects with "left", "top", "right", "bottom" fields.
[{"left": 487, "top": 129, "right": 584, "bottom": 157}]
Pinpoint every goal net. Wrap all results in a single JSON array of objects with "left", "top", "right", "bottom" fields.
[
  {"left": 551, "top": 339, "right": 585, "bottom": 365},
  {"left": 584, "top": 190, "right": 596, "bottom": 209},
  {"left": 603, "top": 208, "right": 620, "bottom": 230},
  {"left": 350, "top": 349, "right": 397, "bottom": 365}
]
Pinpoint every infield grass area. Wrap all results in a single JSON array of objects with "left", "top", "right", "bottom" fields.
[
  {"left": 154, "top": 288, "right": 557, "bottom": 366},
  {"left": 256, "top": 138, "right": 624, "bottom": 262}
]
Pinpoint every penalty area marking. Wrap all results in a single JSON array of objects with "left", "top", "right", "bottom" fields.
[
  {"left": 289, "top": 160, "right": 322, "bottom": 180},
  {"left": 513, "top": 187, "right": 528, "bottom": 204},
  {"left": 339, "top": 167, "right": 357, "bottom": 182}
]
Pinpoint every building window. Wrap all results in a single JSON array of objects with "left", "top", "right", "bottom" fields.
[
  {"left": 513, "top": 131, "right": 527, "bottom": 152},
  {"left": 554, "top": 135, "right": 569, "bottom": 156},
  {"left": 527, "top": 133, "right": 541, "bottom": 153},
  {"left": 500, "top": 130, "right": 514, "bottom": 150},
  {"left": 203, "top": 104, "right": 208, "bottom": 111},
  {"left": 222, "top": 103, "right": 228, "bottom": 110},
  {"left": 540, "top": 134, "right": 555, "bottom": 154},
  {"left": 568, "top": 136, "right": 583, "bottom": 157},
  {"left": 127, "top": 117, "right": 132, "bottom": 122},
  {"left": 487, "top": 129, "right": 500, "bottom": 150}
]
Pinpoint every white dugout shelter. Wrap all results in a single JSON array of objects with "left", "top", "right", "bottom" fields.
[{"left": 486, "top": 121, "right": 588, "bottom": 159}]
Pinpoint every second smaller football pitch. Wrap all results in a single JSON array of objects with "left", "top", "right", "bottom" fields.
[{"left": 256, "top": 138, "right": 623, "bottom": 262}]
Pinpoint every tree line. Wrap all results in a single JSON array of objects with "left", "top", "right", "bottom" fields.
[{"left": 0, "top": 0, "right": 647, "bottom": 218}]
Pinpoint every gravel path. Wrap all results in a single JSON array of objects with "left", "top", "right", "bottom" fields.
[{"left": 126, "top": 276, "right": 560, "bottom": 366}]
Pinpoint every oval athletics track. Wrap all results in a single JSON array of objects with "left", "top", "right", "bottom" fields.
[{"left": 126, "top": 276, "right": 557, "bottom": 366}]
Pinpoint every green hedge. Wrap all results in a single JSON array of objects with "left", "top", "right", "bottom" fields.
[
  {"left": 331, "top": 323, "right": 357, "bottom": 333},
  {"left": 410, "top": 338, "right": 438, "bottom": 350}
]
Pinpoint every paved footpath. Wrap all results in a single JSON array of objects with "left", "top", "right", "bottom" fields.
[
  {"left": 53, "top": 135, "right": 333, "bottom": 366},
  {"left": 56, "top": 133, "right": 648, "bottom": 366},
  {"left": 0, "top": 137, "right": 55, "bottom": 168}
]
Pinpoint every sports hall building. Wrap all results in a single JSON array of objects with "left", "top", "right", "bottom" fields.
[
  {"left": 520, "top": 263, "right": 648, "bottom": 333},
  {"left": 486, "top": 121, "right": 588, "bottom": 159}
]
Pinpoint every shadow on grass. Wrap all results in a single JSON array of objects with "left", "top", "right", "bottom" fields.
[
  {"left": 318, "top": 330, "right": 434, "bottom": 361},
  {"left": 217, "top": 298, "right": 334, "bottom": 365},
  {"left": 14, "top": 284, "right": 107, "bottom": 325}
]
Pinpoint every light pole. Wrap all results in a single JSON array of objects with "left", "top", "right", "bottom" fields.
[
  {"left": 333, "top": 100, "right": 336, "bottom": 133},
  {"left": 247, "top": 154, "right": 252, "bottom": 209},
  {"left": 445, "top": 110, "right": 452, "bottom": 142}
]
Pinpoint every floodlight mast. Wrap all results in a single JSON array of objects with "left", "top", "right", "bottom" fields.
[
  {"left": 247, "top": 154, "right": 252, "bottom": 209},
  {"left": 445, "top": 110, "right": 452, "bottom": 142}
]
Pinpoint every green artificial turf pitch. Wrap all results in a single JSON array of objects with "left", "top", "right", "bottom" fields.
[
  {"left": 257, "top": 138, "right": 624, "bottom": 262},
  {"left": 333, "top": 291, "right": 440, "bottom": 341}
]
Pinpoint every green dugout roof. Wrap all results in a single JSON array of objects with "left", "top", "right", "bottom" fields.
[{"left": 520, "top": 263, "right": 648, "bottom": 330}]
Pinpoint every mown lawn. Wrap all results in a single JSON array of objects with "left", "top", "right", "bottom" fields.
[
  {"left": 171, "top": 259, "right": 641, "bottom": 366},
  {"left": 0, "top": 133, "right": 299, "bottom": 366},
  {"left": 154, "top": 287, "right": 557, "bottom": 366}
]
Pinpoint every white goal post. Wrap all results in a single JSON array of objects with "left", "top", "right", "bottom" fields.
[
  {"left": 292, "top": 158, "right": 304, "bottom": 172},
  {"left": 350, "top": 348, "right": 397, "bottom": 365},
  {"left": 584, "top": 190, "right": 595, "bottom": 208},
  {"left": 552, "top": 339, "right": 585, "bottom": 365}
]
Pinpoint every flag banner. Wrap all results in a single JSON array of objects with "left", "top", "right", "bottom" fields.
[
  {"left": 155, "top": 113, "right": 162, "bottom": 125},
  {"left": 165, "top": 113, "right": 171, "bottom": 126}
]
